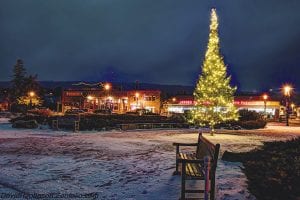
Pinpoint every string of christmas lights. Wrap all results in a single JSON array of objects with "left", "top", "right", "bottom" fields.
[{"left": 191, "top": 8, "right": 238, "bottom": 133}]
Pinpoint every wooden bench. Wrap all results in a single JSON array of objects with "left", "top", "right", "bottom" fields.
[{"left": 173, "top": 133, "right": 220, "bottom": 200}]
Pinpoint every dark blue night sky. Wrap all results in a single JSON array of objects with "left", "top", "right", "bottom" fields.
[{"left": 1, "top": 0, "right": 300, "bottom": 91}]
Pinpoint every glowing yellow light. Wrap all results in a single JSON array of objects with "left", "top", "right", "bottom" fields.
[
  {"left": 87, "top": 95, "right": 94, "bottom": 100},
  {"left": 107, "top": 96, "right": 113, "bottom": 101},
  {"left": 172, "top": 97, "right": 176, "bottom": 102},
  {"left": 28, "top": 91, "right": 35, "bottom": 97},
  {"left": 135, "top": 92, "right": 139, "bottom": 98},
  {"left": 262, "top": 94, "right": 268, "bottom": 100},
  {"left": 283, "top": 84, "right": 292, "bottom": 97},
  {"left": 104, "top": 83, "right": 111, "bottom": 91},
  {"left": 291, "top": 103, "right": 295, "bottom": 109}
]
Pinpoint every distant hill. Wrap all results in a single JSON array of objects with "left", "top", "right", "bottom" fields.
[
  {"left": 0, "top": 81, "right": 194, "bottom": 95},
  {"left": 1, "top": 81, "right": 280, "bottom": 97}
]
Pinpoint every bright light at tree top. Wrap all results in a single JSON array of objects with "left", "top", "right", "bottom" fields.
[{"left": 210, "top": 8, "right": 218, "bottom": 31}]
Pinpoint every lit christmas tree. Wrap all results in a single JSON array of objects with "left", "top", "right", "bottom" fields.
[{"left": 191, "top": 8, "right": 238, "bottom": 135}]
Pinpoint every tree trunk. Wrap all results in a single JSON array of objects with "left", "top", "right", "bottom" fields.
[{"left": 210, "top": 125, "right": 215, "bottom": 136}]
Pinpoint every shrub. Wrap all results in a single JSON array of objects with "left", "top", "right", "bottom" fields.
[
  {"left": 12, "top": 120, "right": 39, "bottom": 129},
  {"left": 223, "top": 138, "right": 300, "bottom": 200},
  {"left": 56, "top": 114, "right": 188, "bottom": 131},
  {"left": 10, "top": 113, "right": 189, "bottom": 131},
  {"left": 238, "top": 109, "right": 263, "bottom": 121},
  {"left": 238, "top": 120, "right": 267, "bottom": 129},
  {"left": 10, "top": 114, "right": 50, "bottom": 124}
]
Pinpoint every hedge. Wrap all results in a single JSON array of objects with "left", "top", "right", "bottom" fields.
[
  {"left": 10, "top": 113, "right": 188, "bottom": 131},
  {"left": 222, "top": 138, "right": 300, "bottom": 200}
]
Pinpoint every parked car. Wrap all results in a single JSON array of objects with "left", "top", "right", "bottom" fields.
[
  {"left": 28, "top": 108, "right": 53, "bottom": 116},
  {"left": 125, "top": 111, "right": 139, "bottom": 115},
  {"left": 94, "top": 109, "right": 112, "bottom": 115},
  {"left": 65, "top": 109, "right": 85, "bottom": 115},
  {"left": 136, "top": 109, "right": 153, "bottom": 116}
]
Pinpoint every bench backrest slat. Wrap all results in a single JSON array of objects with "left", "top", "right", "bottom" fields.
[{"left": 196, "top": 133, "right": 220, "bottom": 173}]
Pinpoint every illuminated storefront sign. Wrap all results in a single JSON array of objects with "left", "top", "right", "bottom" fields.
[
  {"left": 234, "top": 100, "right": 280, "bottom": 107},
  {"left": 66, "top": 91, "right": 82, "bottom": 96},
  {"left": 178, "top": 100, "right": 194, "bottom": 105},
  {"left": 168, "top": 106, "right": 193, "bottom": 113},
  {"left": 175, "top": 100, "right": 280, "bottom": 107},
  {"left": 167, "top": 98, "right": 280, "bottom": 114}
]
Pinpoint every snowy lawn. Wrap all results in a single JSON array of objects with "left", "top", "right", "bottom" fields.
[{"left": 0, "top": 119, "right": 299, "bottom": 200}]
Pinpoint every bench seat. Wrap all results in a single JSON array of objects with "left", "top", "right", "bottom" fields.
[{"left": 178, "top": 153, "right": 205, "bottom": 179}]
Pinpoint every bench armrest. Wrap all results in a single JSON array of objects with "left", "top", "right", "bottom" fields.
[{"left": 173, "top": 143, "right": 198, "bottom": 147}]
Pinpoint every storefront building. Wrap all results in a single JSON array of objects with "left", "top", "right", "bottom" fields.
[
  {"left": 163, "top": 95, "right": 281, "bottom": 118},
  {"left": 234, "top": 96, "right": 280, "bottom": 117},
  {"left": 61, "top": 88, "right": 161, "bottom": 114},
  {"left": 0, "top": 96, "right": 9, "bottom": 111},
  {"left": 162, "top": 95, "right": 195, "bottom": 114},
  {"left": 127, "top": 90, "right": 161, "bottom": 113},
  {"left": 0, "top": 99, "right": 9, "bottom": 111}
]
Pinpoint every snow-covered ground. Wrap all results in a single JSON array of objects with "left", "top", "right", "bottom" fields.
[{"left": 0, "top": 118, "right": 299, "bottom": 200}]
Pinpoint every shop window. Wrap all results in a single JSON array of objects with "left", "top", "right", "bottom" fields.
[
  {"left": 113, "top": 104, "right": 119, "bottom": 110},
  {"left": 144, "top": 96, "right": 156, "bottom": 101}
]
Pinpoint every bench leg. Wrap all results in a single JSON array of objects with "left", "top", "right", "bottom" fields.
[
  {"left": 174, "top": 146, "right": 180, "bottom": 175},
  {"left": 181, "top": 162, "right": 186, "bottom": 200},
  {"left": 210, "top": 175, "right": 215, "bottom": 200}
]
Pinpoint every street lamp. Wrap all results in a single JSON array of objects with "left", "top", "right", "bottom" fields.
[
  {"left": 282, "top": 84, "right": 293, "bottom": 126},
  {"left": 104, "top": 83, "right": 111, "bottom": 91},
  {"left": 28, "top": 91, "right": 35, "bottom": 109},
  {"left": 262, "top": 94, "right": 268, "bottom": 117}
]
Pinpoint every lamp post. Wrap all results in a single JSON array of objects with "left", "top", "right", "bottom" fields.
[
  {"left": 135, "top": 92, "right": 139, "bottom": 110},
  {"left": 107, "top": 96, "right": 113, "bottom": 111},
  {"left": 291, "top": 103, "right": 295, "bottom": 116},
  {"left": 87, "top": 95, "right": 95, "bottom": 110},
  {"left": 262, "top": 94, "right": 268, "bottom": 118},
  {"left": 104, "top": 83, "right": 111, "bottom": 110},
  {"left": 28, "top": 91, "right": 35, "bottom": 109},
  {"left": 283, "top": 84, "right": 292, "bottom": 126}
]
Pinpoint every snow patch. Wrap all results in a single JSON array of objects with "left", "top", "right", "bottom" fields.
[{"left": 0, "top": 123, "right": 299, "bottom": 199}]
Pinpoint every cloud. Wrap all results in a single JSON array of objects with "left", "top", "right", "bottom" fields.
[{"left": 1, "top": 0, "right": 300, "bottom": 91}]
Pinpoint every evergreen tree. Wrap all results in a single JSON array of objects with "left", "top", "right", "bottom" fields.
[
  {"left": 191, "top": 8, "right": 238, "bottom": 134},
  {"left": 10, "top": 59, "right": 27, "bottom": 102},
  {"left": 24, "top": 74, "right": 41, "bottom": 93},
  {"left": 10, "top": 59, "right": 42, "bottom": 108}
]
